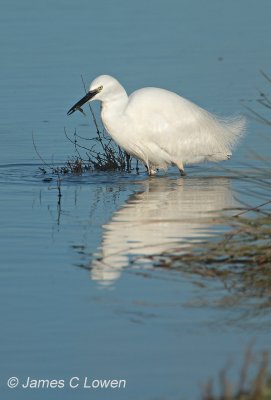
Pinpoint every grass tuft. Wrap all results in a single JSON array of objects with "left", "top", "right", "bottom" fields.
[{"left": 201, "top": 347, "right": 271, "bottom": 400}]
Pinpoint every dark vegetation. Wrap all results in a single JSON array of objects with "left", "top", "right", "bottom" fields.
[{"left": 201, "top": 346, "right": 271, "bottom": 400}]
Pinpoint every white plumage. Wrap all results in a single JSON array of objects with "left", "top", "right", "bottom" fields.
[{"left": 67, "top": 75, "right": 246, "bottom": 175}]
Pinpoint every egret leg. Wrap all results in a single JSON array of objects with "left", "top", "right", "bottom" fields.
[
  {"left": 149, "top": 167, "right": 157, "bottom": 176},
  {"left": 146, "top": 164, "right": 157, "bottom": 176},
  {"left": 174, "top": 161, "right": 186, "bottom": 176}
]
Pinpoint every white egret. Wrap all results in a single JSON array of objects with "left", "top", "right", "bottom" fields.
[{"left": 67, "top": 75, "right": 246, "bottom": 175}]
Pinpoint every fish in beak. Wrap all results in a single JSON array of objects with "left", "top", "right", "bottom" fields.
[{"left": 67, "top": 87, "right": 101, "bottom": 115}]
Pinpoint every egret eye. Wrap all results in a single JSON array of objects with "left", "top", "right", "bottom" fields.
[{"left": 98, "top": 85, "right": 103, "bottom": 92}]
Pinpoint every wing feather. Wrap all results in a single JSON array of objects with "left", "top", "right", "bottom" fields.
[{"left": 125, "top": 88, "right": 245, "bottom": 165}]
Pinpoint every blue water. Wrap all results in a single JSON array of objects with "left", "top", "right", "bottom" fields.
[{"left": 0, "top": 1, "right": 271, "bottom": 399}]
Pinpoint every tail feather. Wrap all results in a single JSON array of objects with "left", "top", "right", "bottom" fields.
[{"left": 217, "top": 114, "right": 247, "bottom": 151}]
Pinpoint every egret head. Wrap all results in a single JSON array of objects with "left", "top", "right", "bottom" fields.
[{"left": 67, "top": 75, "right": 126, "bottom": 115}]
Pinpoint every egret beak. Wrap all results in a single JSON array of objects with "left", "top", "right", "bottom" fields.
[{"left": 67, "top": 88, "right": 100, "bottom": 115}]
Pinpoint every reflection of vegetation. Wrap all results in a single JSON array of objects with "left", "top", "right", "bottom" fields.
[
  {"left": 155, "top": 214, "right": 271, "bottom": 309},
  {"left": 201, "top": 347, "right": 271, "bottom": 400},
  {"left": 155, "top": 178, "right": 271, "bottom": 312},
  {"left": 161, "top": 214, "right": 271, "bottom": 268}
]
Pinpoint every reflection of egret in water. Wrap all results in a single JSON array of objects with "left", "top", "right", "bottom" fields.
[{"left": 91, "top": 177, "right": 238, "bottom": 285}]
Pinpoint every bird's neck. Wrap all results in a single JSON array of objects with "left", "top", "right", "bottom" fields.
[
  {"left": 101, "top": 82, "right": 128, "bottom": 113},
  {"left": 100, "top": 92, "right": 129, "bottom": 135},
  {"left": 102, "top": 89, "right": 128, "bottom": 113}
]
